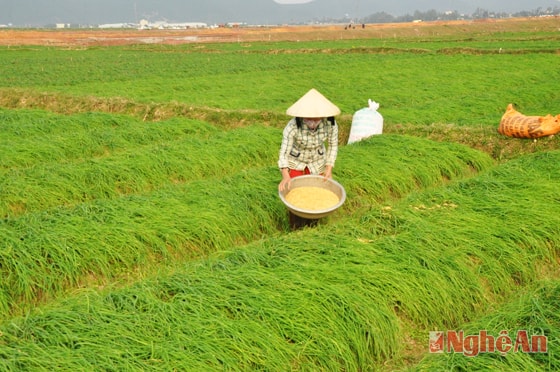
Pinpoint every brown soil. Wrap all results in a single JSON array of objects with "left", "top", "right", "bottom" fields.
[{"left": 0, "top": 17, "right": 556, "bottom": 47}]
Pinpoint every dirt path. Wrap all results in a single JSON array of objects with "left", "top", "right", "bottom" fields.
[{"left": 0, "top": 17, "right": 555, "bottom": 47}]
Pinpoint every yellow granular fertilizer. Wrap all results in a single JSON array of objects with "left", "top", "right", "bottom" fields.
[{"left": 285, "top": 186, "right": 339, "bottom": 211}]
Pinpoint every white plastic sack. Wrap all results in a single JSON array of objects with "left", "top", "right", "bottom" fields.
[{"left": 347, "top": 99, "right": 383, "bottom": 144}]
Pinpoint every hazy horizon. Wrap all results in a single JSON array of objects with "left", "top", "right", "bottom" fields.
[{"left": 1, "top": 0, "right": 558, "bottom": 26}]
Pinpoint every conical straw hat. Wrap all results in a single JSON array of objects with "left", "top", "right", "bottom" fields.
[{"left": 286, "top": 88, "right": 341, "bottom": 117}]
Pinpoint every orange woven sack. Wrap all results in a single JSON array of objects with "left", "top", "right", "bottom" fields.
[{"left": 498, "top": 104, "right": 560, "bottom": 138}]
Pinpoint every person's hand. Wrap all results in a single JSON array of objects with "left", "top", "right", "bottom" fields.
[
  {"left": 279, "top": 168, "right": 291, "bottom": 192},
  {"left": 279, "top": 176, "right": 291, "bottom": 192},
  {"left": 323, "top": 165, "right": 333, "bottom": 180}
]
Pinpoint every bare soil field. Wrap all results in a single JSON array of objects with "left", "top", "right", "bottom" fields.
[{"left": 0, "top": 17, "right": 557, "bottom": 47}]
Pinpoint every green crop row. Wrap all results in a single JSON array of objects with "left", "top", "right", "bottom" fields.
[
  {"left": 0, "top": 109, "right": 280, "bottom": 217},
  {"left": 0, "top": 109, "right": 218, "bottom": 168},
  {"left": 0, "top": 133, "right": 492, "bottom": 319},
  {"left": 1, "top": 34, "right": 559, "bottom": 126},
  {"left": 0, "top": 149, "right": 557, "bottom": 371}
]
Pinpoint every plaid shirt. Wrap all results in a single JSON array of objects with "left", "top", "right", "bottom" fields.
[{"left": 278, "top": 117, "right": 339, "bottom": 174}]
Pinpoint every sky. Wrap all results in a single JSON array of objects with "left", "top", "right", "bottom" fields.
[
  {"left": 0, "top": 0, "right": 558, "bottom": 26},
  {"left": 274, "top": 0, "right": 314, "bottom": 3},
  {"left": 274, "top": 0, "right": 314, "bottom": 4}
]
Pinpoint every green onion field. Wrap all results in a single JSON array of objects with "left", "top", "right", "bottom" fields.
[{"left": 0, "top": 18, "right": 559, "bottom": 371}]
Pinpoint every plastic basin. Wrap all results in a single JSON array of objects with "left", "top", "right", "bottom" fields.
[{"left": 278, "top": 175, "right": 346, "bottom": 219}]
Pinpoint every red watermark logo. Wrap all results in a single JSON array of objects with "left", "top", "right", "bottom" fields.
[{"left": 429, "top": 330, "right": 548, "bottom": 357}]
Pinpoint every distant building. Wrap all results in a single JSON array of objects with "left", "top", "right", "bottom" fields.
[
  {"left": 225, "top": 22, "right": 247, "bottom": 28},
  {"left": 137, "top": 19, "right": 208, "bottom": 30},
  {"left": 98, "top": 23, "right": 136, "bottom": 29}
]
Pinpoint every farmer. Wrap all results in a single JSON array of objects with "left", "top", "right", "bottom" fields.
[{"left": 278, "top": 88, "right": 340, "bottom": 229}]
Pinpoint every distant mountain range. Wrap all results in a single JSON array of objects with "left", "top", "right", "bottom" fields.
[{"left": 1, "top": 0, "right": 558, "bottom": 26}]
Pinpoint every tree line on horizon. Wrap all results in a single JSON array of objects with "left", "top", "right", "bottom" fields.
[{"left": 318, "top": 6, "right": 560, "bottom": 25}]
